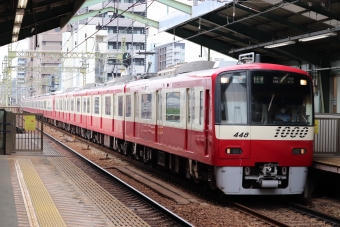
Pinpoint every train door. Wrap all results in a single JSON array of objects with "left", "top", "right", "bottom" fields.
[
  {"left": 87, "top": 96, "right": 92, "bottom": 127},
  {"left": 112, "top": 94, "right": 115, "bottom": 132},
  {"left": 133, "top": 92, "right": 137, "bottom": 137},
  {"left": 186, "top": 88, "right": 195, "bottom": 152},
  {"left": 61, "top": 98, "right": 65, "bottom": 120},
  {"left": 156, "top": 90, "right": 163, "bottom": 144},
  {"left": 53, "top": 98, "right": 55, "bottom": 118},
  {"left": 124, "top": 92, "right": 134, "bottom": 138},
  {"left": 82, "top": 96, "right": 86, "bottom": 126},
  {"left": 204, "top": 89, "right": 210, "bottom": 156},
  {"left": 66, "top": 98, "right": 69, "bottom": 122}
]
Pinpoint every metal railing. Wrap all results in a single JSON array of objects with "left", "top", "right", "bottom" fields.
[
  {"left": 314, "top": 113, "right": 340, "bottom": 155},
  {"left": 14, "top": 113, "right": 43, "bottom": 152},
  {"left": 0, "top": 107, "right": 43, "bottom": 153}
]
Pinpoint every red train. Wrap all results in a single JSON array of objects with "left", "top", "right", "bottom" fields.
[{"left": 23, "top": 53, "right": 314, "bottom": 195}]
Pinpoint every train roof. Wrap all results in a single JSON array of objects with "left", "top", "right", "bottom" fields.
[{"left": 25, "top": 55, "right": 310, "bottom": 99}]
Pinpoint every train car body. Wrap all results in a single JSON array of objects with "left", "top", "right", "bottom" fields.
[{"left": 23, "top": 54, "right": 314, "bottom": 195}]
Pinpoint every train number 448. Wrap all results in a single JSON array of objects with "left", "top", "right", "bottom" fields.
[{"left": 233, "top": 132, "right": 249, "bottom": 138}]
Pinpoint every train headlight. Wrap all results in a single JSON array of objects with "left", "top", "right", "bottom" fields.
[
  {"left": 281, "top": 167, "right": 287, "bottom": 175},
  {"left": 300, "top": 79, "right": 307, "bottom": 85},
  {"left": 221, "top": 77, "right": 229, "bottom": 83},
  {"left": 226, "top": 148, "right": 242, "bottom": 154},
  {"left": 292, "top": 148, "right": 306, "bottom": 154}
]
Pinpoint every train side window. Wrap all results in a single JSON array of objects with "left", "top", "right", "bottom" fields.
[
  {"left": 94, "top": 97, "right": 100, "bottom": 114},
  {"left": 112, "top": 95, "right": 115, "bottom": 117},
  {"left": 105, "top": 96, "right": 111, "bottom": 115},
  {"left": 141, "top": 94, "right": 152, "bottom": 119},
  {"left": 83, "top": 98, "right": 86, "bottom": 113},
  {"left": 157, "top": 91, "right": 162, "bottom": 121},
  {"left": 135, "top": 93, "right": 139, "bottom": 118},
  {"left": 118, "top": 96, "right": 123, "bottom": 116},
  {"left": 56, "top": 99, "right": 59, "bottom": 110},
  {"left": 71, "top": 98, "right": 74, "bottom": 112},
  {"left": 60, "top": 99, "right": 62, "bottom": 110},
  {"left": 87, "top": 97, "right": 90, "bottom": 113},
  {"left": 187, "top": 88, "right": 195, "bottom": 124},
  {"left": 199, "top": 91, "right": 203, "bottom": 125},
  {"left": 126, "top": 95, "right": 131, "bottom": 117},
  {"left": 166, "top": 92, "right": 180, "bottom": 122},
  {"left": 77, "top": 98, "right": 80, "bottom": 112}
]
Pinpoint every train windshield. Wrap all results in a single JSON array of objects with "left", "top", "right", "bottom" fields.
[
  {"left": 251, "top": 70, "right": 313, "bottom": 126},
  {"left": 219, "top": 71, "right": 248, "bottom": 124}
]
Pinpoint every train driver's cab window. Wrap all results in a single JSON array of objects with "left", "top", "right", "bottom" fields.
[
  {"left": 166, "top": 92, "right": 180, "bottom": 122},
  {"left": 251, "top": 71, "right": 313, "bottom": 126},
  {"left": 219, "top": 72, "right": 248, "bottom": 124},
  {"left": 141, "top": 94, "right": 152, "bottom": 119}
]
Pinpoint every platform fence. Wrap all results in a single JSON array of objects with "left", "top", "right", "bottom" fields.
[{"left": 0, "top": 106, "right": 43, "bottom": 153}]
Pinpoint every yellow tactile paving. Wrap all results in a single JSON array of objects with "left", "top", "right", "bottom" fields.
[
  {"left": 16, "top": 158, "right": 67, "bottom": 227},
  {"left": 51, "top": 157, "right": 150, "bottom": 227},
  {"left": 15, "top": 159, "right": 40, "bottom": 227},
  {"left": 1, "top": 154, "right": 151, "bottom": 227}
]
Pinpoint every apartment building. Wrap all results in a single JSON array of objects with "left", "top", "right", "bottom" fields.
[
  {"left": 154, "top": 43, "right": 185, "bottom": 72},
  {"left": 83, "top": 0, "right": 147, "bottom": 79},
  {"left": 27, "top": 27, "right": 64, "bottom": 95}
]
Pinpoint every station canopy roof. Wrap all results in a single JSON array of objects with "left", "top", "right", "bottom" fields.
[
  {"left": 0, "top": 0, "right": 85, "bottom": 47},
  {"left": 160, "top": 0, "right": 340, "bottom": 66}
]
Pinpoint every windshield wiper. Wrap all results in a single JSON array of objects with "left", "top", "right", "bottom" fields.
[{"left": 268, "top": 94, "right": 274, "bottom": 112}]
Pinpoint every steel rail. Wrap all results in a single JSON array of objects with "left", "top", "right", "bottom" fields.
[
  {"left": 288, "top": 202, "right": 340, "bottom": 226},
  {"left": 231, "top": 202, "right": 290, "bottom": 227}
]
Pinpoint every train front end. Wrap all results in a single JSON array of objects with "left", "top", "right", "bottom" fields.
[{"left": 214, "top": 63, "right": 314, "bottom": 195}]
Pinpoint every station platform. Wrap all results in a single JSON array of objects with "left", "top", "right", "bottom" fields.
[
  {"left": 313, "top": 156, "right": 340, "bottom": 174},
  {"left": 0, "top": 140, "right": 150, "bottom": 227}
]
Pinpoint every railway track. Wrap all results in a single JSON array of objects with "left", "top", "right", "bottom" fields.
[
  {"left": 44, "top": 130, "right": 194, "bottom": 227},
  {"left": 233, "top": 197, "right": 340, "bottom": 227},
  {"left": 42, "top": 123, "right": 340, "bottom": 227}
]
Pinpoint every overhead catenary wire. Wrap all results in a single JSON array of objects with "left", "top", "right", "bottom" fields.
[
  {"left": 54, "top": 0, "right": 290, "bottom": 82},
  {"left": 61, "top": 0, "right": 114, "bottom": 51},
  {"left": 111, "top": 0, "right": 294, "bottom": 65}
]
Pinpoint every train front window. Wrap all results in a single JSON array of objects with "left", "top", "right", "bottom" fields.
[
  {"left": 251, "top": 70, "right": 313, "bottom": 126},
  {"left": 219, "top": 72, "right": 248, "bottom": 124}
]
